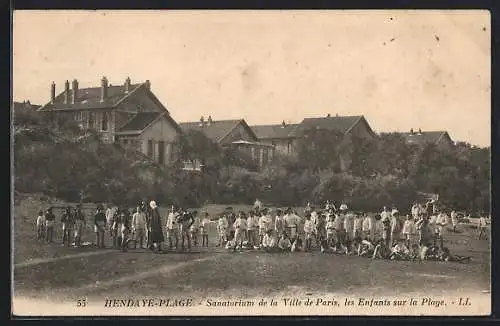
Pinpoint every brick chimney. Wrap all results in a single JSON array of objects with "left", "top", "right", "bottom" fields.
[
  {"left": 207, "top": 115, "right": 213, "bottom": 126},
  {"left": 64, "top": 80, "right": 70, "bottom": 104},
  {"left": 51, "top": 81, "right": 56, "bottom": 103},
  {"left": 410, "top": 128, "right": 414, "bottom": 134},
  {"left": 124, "top": 77, "right": 131, "bottom": 93},
  {"left": 199, "top": 116, "right": 205, "bottom": 127},
  {"left": 418, "top": 128, "right": 422, "bottom": 135},
  {"left": 327, "top": 113, "right": 331, "bottom": 118},
  {"left": 100, "top": 76, "right": 108, "bottom": 102},
  {"left": 145, "top": 80, "right": 151, "bottom": 90},
  {"left": 281, "top": 120, "right": 286, "bottom": 128},
  {"left": 71, "top": 79, "right": 79, "bottom": 104}
]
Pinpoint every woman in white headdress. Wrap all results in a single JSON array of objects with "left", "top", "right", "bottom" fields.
[{"left": 149, "top": 201, "right": 164, "bottom": 253}]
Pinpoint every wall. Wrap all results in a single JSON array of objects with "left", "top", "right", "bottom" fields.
[{"left": 139, "top": 116, "right": 180, "bottom": 164}]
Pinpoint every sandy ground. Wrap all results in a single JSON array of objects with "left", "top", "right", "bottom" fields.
[{"left": 12, "top": 199, "right": 491, "bottom": 316}]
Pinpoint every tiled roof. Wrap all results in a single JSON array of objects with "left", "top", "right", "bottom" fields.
[
  {"left": 119, "top": 112, "right": 164, "bottom": 132},
  {"left": 290, "top": 115, "right": 363, "bottom": 137},
  {"left": 251, "top": 123, "right": 299, "bottom": 140},
  {"left": 13, "top": 101, "right": 41, "bottom": 111},
  {"left": 39, "top": 83, "right": 143, "bottom": 110},
  {"left": 179, "top": 119, "right": 242, "bottom": 142},
  {"left": 400, "top": 131, "right": 449, "bottom": 145}
]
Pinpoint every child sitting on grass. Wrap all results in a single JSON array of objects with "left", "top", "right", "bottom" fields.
[
  {"left": 261, "top": 229, "right": 278, "bottom": 252},
  {"left": 278, "top": 233, "right": 292, "bottom": 252},
  {"left": 357, "top": 239, "right": 375, "bottom": 257},
  {"left": 389, "top": 239, "right": 410, "bottom": 261}
]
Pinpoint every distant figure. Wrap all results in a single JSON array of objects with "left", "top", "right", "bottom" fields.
[
  {"left": 253, "top": 198, "right": 262, "bottom": 211},
  {"left": 148, "top": 201, "right": 164, "bottom": 253},
  {"left": 450, "top": 210, "right": 458, "bottom": 233},
  {"left": 478, "top": 215, "right": 488, "bottom": 240},
  {"left": 105, "top": 204, "right": 115, "bottom": 243}
]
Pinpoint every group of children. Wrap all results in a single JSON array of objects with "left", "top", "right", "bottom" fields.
[
  {"left": 33, "top": 198, "right": 484, "bottom": 262},
  {"left": 214, "top": 200, "right": 474, "bottom": 263}
]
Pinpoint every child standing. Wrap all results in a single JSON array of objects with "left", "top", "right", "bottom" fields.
[
  {"left": 73, "top": 205, "right": 86, "bottom": 247},
  {"left": 36, "top": 210, "right": 45, "bottom": 240},
  {"left": 450, "top": 210, "right": 458, "bottom": 233},
  {"left": 402, "top": 214, "right": 418, "bottom": 255},
  {"left": 44, "top": 207, "right": 56, "bottom": 243},
  {"left": 216, "top": 213, "right": 228, "bottom": 247},
  {"left": 190, "top": 213, "right": 200, "bottom": 247},
  {"left": 303, "top": 214, "right": 314, "bottom": 251},
  {"left": 326, "top": 211, "right": 337, "bottom": 250},
  {"left": 246, "top": 210, "right": 257, "bottom": 248},
  {"left": 274, "top": 209, "right": 285, "bottom": 238},
  {"left": 233, "top": 212, "right": 247, "bottom": 251},
  {"left": 199, "top": 212, "right": 211, "bottom": 247}
]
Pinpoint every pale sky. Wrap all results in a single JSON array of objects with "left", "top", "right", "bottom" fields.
[{"left": 13, "top": 10, "right": 490, "bottom": 147}]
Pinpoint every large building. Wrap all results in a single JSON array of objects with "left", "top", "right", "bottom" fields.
[
  {"left": 37, "top": 77, "right": 182, "bottom": 165},
  {"left": 179, "top": 116, "right": 274, "bottom": 167},
  {"left": 251, "top": 114, "right": 377, "bottom": 156}
]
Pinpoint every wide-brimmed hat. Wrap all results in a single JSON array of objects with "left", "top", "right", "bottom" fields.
[
  {"left": 340, "top": 204, "right": 348, "bottom": 211},
  {"left": 392, "top": 209, "right": 399, "bottom": 216},
  {"left": 149, "top": 201, "right": 157, "bottom": 209}
]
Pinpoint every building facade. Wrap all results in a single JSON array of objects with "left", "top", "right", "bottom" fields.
[{"left": 37, "top": 77, "right": 182, "bottom": 165}]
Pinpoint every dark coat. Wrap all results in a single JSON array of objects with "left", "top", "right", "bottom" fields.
[{"left": 149, "top": 207, "right": 164, "bottom": 243}]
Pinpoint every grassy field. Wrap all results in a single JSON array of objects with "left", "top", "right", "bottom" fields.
[{"left": 12, "top": 194, "right": 491, "bottom": 313}]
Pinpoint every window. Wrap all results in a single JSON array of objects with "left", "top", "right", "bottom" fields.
[
  {"left": 123, "top": 139, "right": 129, "bottom": 146},
  {"left": 88, "top": 113, "right": 94, "bottom": 129},
  {"left": 147, "top": 140, "right": 154, "bottom": 158},
  {"left": 102, "top": 112, "right": 108, "bottom": 131},
  {"left": 287, "top": 141, "right": 292, "bottom": 154},
  {"left": 158, "top": 140, "right": 165, "bottom": 164}
]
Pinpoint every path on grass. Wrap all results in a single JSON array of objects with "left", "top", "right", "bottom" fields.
[{"left": 14, "top": 250, "right": 115, "bottom": 268}]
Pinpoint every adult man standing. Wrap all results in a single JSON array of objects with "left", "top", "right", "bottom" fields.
[
  {"left": 105, "top": 204, "right": 115, "bottom": 246},
  {"left": 73, "top": 205, "right": 86, "bottom": 247},
  {"left": 132, "top": 205, "right": 147, "bottom": 249},
  {"left": 94, "top": 205, "right": 106, "bottom": 248},
  {"left": 44, "top": 207, "right": 56, "bottom": 243},
  {"left": 61, "top": 206, "right": 74, "bottom": 247},
  {"left": 178, "top": 210, "right": 194, "bottom": 251},
  {"left": 166, "top": 205, "right": 179, "bottom": 250},
  {"left": 149, "top": 201, "right": 164, "bottom": 253}
]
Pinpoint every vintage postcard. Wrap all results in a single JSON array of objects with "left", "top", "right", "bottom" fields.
[{"left": 12, "top": 10, "right": 491, "bottom": 316}]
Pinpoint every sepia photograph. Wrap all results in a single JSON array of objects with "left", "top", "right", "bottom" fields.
[{"left": 12, "top": 10, "right": 491, "bottom": 316}]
